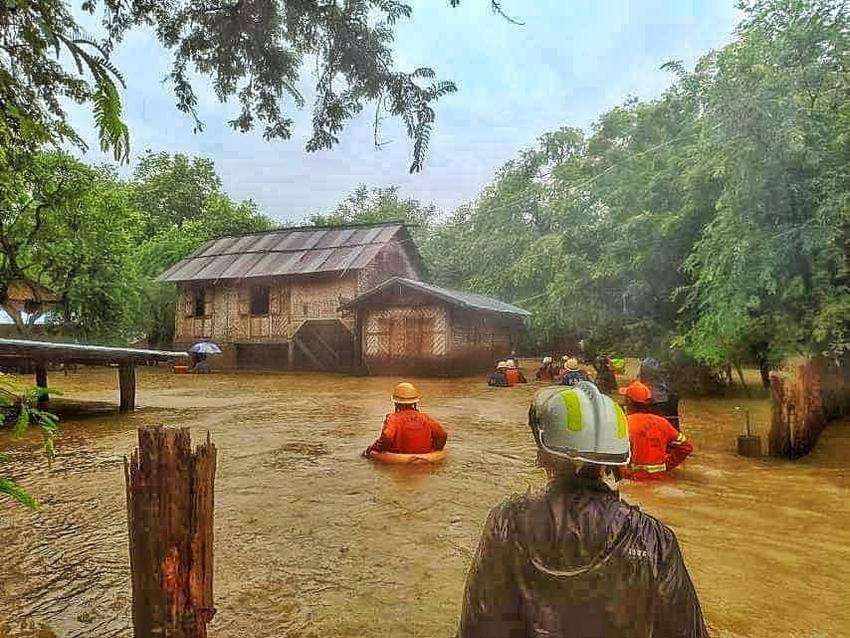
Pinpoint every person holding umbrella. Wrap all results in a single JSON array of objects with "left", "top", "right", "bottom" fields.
[{"left": 189, "top": 342, "right": 222, "bottom": 372}]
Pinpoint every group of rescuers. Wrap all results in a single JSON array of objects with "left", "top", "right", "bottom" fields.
[{"left": 363, "top": 357, "right": 706, "bottom": 637}]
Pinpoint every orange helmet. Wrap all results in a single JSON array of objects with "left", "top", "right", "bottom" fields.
[
  {"left": 618, "top": 380, "right": 652, "bottom": 404},
  {"left": 392, "top": 382, "right": 420, "bottom": 405}
]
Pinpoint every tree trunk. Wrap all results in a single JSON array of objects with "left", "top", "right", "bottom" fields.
[
  {"left": 768, "top": 359, "right": 825, "bottom": 459},
  {"left": 124, "top": 427, "right": 217, "bottom": 638},
  {"left": 733, "top": 361, "right": 751, "bottom": 398}
]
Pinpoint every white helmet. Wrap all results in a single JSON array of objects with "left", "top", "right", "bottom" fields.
[
  {"left": 529, "top": 382, "right": 630, "bottom": 465},
  {"left": 543, "top": 356, "right": 553, "bottom": 365}
]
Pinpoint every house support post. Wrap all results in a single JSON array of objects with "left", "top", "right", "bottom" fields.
[
  {"left": 125, "top": 426, "right": 217, "bottom": 638},
  {"left": 119, "top": 361, "right": 136, "bottom": 412}
]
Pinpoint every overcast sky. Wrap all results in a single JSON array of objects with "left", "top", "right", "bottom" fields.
[{"left": 69, "top": 1, "right": 741, "bottom": 223}]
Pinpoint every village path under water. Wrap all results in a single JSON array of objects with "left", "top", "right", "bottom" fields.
[{"left": 0, "top": 366, "right": 848, "bottom": 638}]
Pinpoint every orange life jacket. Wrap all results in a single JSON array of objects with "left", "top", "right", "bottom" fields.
[
  {"left": 625, "top": 412, "right": 693, "bottom": 480},
  {"left": 380, "top": 410, "right": 448, "bottom": 454}
]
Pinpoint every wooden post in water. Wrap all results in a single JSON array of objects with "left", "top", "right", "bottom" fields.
[
  {"left": 125, "top": 426, "right": 217, "bottom": 638},
  {"left": 119, "top": 361, "right": 136, "bottom": 412},
  {"left": 34, "top": 361, "right": 48, "bottom": 408}
]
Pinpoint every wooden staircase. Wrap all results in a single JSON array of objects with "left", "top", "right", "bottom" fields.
[{"left": 293, "top": 320, "right": 353, "bottom": 371}]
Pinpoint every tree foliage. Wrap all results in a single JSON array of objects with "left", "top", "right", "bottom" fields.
[
  {"left": 0, "top": 379, "right": 60, "bottom": 509},
  {"left": 0, "top": 0, "right": 525, "bottom": 173},
  {"left": 424, "top": 0, "right": 850, "bottom": 371}
]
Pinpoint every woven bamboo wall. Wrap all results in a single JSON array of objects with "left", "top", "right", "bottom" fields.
[{"left": 363, "top": 305, "right": 448, "bottom": 359}]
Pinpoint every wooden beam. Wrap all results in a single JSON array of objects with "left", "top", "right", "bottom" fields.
[
  {"left": 125, "top": 427, "right": 217, "bottom": 638},
  {"left": 119, "top": 362, "right": 136, "bottom": 412}
]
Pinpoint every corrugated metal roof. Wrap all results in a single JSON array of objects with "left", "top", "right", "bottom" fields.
[
  {"left": 157, "top": 222, "right": 413, "bottom": 283},
  {"left": 342, "top": 277, "right": 532, "bottom": 319}
]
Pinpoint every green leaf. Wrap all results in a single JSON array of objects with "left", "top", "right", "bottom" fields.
[
  {"left": 0, "top": 478, "right": 38, "bottom": 510},
  {"left": 12, "top": 407, "right": 30, "bottom": 438}
]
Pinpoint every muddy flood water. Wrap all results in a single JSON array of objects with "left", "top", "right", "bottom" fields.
[{"left": 1, "top": 367, "right": 849, "bottom": 638}]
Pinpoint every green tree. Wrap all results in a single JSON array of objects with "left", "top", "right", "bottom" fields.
[
  {"left": 131, "top": 152, "right": 224, "bottom": 237},
  {"left": 309, "top": 185, "right": 437, "bottom": 250},
  {"left": 0, "top": 150, "right": 142, "bottom": 341}
]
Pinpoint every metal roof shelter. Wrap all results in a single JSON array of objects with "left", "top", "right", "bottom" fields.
[
  {"left": 156, "top": 222, "right": 423, "bottom": 283},
  {"left": 0, "top": 338, "right": 187, "bottom": 412},
  {"left": 341, "top": 277, "right": 532, "bottom": 319}
]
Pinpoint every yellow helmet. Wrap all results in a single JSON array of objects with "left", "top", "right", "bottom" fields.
[
  {"left": 496, "top": 361, "right": 508, "bottom": 369},
  {"left": 392, "top": 382, "right": 420, "bottom": 405}
]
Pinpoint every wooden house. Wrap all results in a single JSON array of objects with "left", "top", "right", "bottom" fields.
[
  {"left": 157, "top": 222, "right": 422, "bottom": 369},
  {"left": 341, "top": 277, "right": 530, "bottom": 376}
]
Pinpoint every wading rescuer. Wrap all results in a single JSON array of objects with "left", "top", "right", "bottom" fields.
[
  {"left": 505, "top": 359, "right": 528, "bottom": 385},
  {"left": 363, "top": 382, "right": 448, "bottom": 457},
  {"left": 489, "top": 361, "right": 510, "bottom": 387},
  {"left": 535, "top": 356, "right": 558, "bottom": 381},
  {"left": 559, "top": 357, "right": 588, "bottom": 386},
  {"left": 620, "top": 380, "right": 693, "bottom": 480},
  {"left": 457, "top": 382, "right": 708, "bottom": 638}
]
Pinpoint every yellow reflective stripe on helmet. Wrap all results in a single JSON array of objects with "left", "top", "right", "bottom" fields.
[
  {"left": 630, "top": 463, "right": 667, "bottom": 473},
  {"left": 671, "top": 432, "right": 687, "bottom": 445},
  {"left": 560, "top": 389, "right": 583, "bottom": 432},
  {"left": 614, "top": 403, "right": 627, "bottom": 440}
]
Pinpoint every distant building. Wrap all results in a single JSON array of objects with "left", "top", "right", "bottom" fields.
[
  {"left": 157, "top": 223, "right": 422, "bottom": 369},
  {"left": 0, "top": 281, "right": 57, "bottom": 338},
  {"left": 341, "top": 277, "right": 531, "bottom": 376},
  {"left": 157, "top": 222, "right": 531, "bottom": 374}
]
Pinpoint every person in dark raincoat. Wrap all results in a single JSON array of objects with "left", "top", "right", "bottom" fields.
[
  {"left": 457, "top": 382, "right": 708, "bottom": 638},
  {"left": 489, "top": 361, "right": 510, "bottom": 387},
  {"left": 592, "top": 353, "right": 618, "bottom": 395},
  {"left": 639, "top": 357, "right": 682, "bottom": 430}
]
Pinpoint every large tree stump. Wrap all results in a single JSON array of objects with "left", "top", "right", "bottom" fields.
[
  {"left": 768, "top": 359, "right": 825, "bottom": 459},
  {"left": 125, "top": 427, "right": 217, "bottom": 638}
]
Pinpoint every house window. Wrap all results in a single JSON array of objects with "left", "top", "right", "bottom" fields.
[
  {"left": 250, "top": 286, "right": 270, "bottom": 316},
  {"left": 193, "top": 289, "right": 206, "bottom": 318}
]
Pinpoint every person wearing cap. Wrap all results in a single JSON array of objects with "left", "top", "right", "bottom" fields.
[
  {"left": 619, "top": 380, "right": 693, "bottom": 480},
  {"left": 488, "top": 361, "right": 510, "bottom": 387},
  {"left": 363, "top": 382, "right": 448, "bottom": 457},
  {"left": 504, "top": 359, "right": 527, "bottom": 385},
  {"left": 535, "top": 356, "right": 558, "bottom": 381},
  {"left": 559, "top": 357, "right": 588, "bottom": 387},
  {"left": 457, "top": 382, "right": 708, "bottom": 638}
]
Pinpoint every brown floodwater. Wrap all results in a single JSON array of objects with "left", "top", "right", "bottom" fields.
[{"left": 0, "top": 366, "right": 848, "bottom": 638}]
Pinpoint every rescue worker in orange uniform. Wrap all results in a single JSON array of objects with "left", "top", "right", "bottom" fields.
[
  {"left": 619, "top": 380, "right": 693, "bottom": 480},
  {"left": 363, "top": 382, "right": 448, "bottom": 457},
  {"left": 504, "top": 359, "right": 528, "bottom": 385}
]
